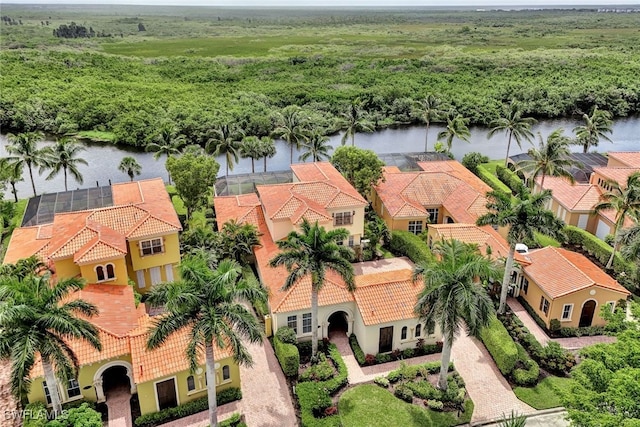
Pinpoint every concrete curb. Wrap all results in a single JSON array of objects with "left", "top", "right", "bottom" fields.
[{"left": 469, "top": 407, "right": 566, "bottom": 427}]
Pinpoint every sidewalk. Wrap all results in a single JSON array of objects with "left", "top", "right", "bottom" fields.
[{"left": 475, "top": 409, "right": 569, "bottom": 427}]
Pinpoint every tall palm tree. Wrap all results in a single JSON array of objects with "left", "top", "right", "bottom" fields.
[
  {"left": 573, "top": 106, "right": 613, "bottom": 154},
  {"left": 240, "top": 136, "right": 263, "bottom": 173},
  {"left": 340, "top": 98, "right": 375, "bottom": 146},
  {"left": 43, "top": 137, "right": 88, "bottom": 191},
  {"left": 6, "top": 132, "right": 48, "bottom": 197},
  {"left": 0, "top": 270, "right": 101, "bottom": 415},
  {"left": 299, "top": 131, "right": 333, "bottom": 162},
  {"left": 476, "top": 188, "right": 565, "bottom": 314},
  {"left": 146, "top": 255, "right": 265, "bottom": 427},
  {"left": 516, "top": 129, "right": 576, "bottom": 191},
  {"left": 594, "top": 172, "right": 640, "bottom": 269},
  {"left": 259, "top": 137, "right": 276, "bottom": 172},
  {"left": 488, "top": 101, "right": 537, "bottom": 167},
  {"left": 273, "top": 106, "right": 310, "bottom": 165},
  {"left": 413, "top": 239, "right": 499, "bottom": 390},
  {"left": 415, "top": 94, "right": 445, "bottom": 152},
  {"left": 145, "top": 123, "right": 186, "bottom": 183},
  {"left": 118, "top": 156, "right": 142, "bottom": 182},
  {"left": 617, "top": 223, "right": 640, "bottom": 291},
  {"left": 0, "top": 157, "right": 23, "bottom": 202},
  {"left": 437, "top": 114, "right": 471, "bottom": 151},
  {"left": 207, "top": 124, "right": 244, "bottom": 176},
  {"left": 269, "top": 219, "right": 355, "bottom": 359}
]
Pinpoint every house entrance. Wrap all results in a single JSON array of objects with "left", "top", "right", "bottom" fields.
[
  {"left": 378, "top": 326, "right": 393, "bottom": 353},
  {"left": 579, "top": 300, "right": 597, "bottom": 327},
  {"left": 328, "top": 311, "right": 348, "bottom": 334},
  {"left": 155, "top": 378, "right": 178, "bottom": 411},
  {"left": 102, "top": 366, "right": 130, "bottom": 397}
]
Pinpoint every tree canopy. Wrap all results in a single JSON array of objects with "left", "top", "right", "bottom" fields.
[
  {"left": 331, "top": 146, "right": 385, "bottom": 198},
  {"left": 166, "top": 151, "right": 219, "bottom": 219}
]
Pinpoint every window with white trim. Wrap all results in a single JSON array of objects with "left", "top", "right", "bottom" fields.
[
  {"left": 96, "top": 265, "right": 105, "bottom": 281},
  {"left": 302, "top": 313, "right": 312, "bottom": 334},
  {"left": 539, "top": 296, "right": 550, "bottom": 316},
  {"left": 222, "top": 365, "right": 230, "bottom": 381},
  {"left": 334, "top": 212, "right": 353, "bottom": 226},
  {"left": 96, "top": 263, "right": 116, "bottom": 282},
  {"left": 426, "top": 208, "right": 439, "bottom": 224},
  {"left": 408, "top": 221, "right": 423, "bottom": 235},
  {"left": 606, "top": 301, "right": 616, "bottom": 313},
  {"left": 561, "top": 304, "right": 573, "bottom": 321},
  {"left": 401, "top": 326, "right": 407, "bottom": 340},
  {"left": 140, "top": 238, "right": 163, "bottom": 256},
  {"left": 348, "top": 235, "right": 354, "bottom": 247},
  {"left": 287, "top": 315, "right": 297, "bottom": 334}
]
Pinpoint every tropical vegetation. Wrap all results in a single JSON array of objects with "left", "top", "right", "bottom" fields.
[
  {"left": 487, "top": 101, "right": 536, "bottom": 167},
  {"left": 43, "top": 137, "right": 87, "bottom": 191},
  {"left": 118, "top": 156, "right": 142, "bottom": 181},
  {"left": 516, "top": 129, "right": 576, "bottom": 190},
  {"left": 5, "top": 132, "right": 48, "bottom": 197}
]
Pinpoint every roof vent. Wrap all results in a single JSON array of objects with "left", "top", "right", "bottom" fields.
[{"left": 515, "top": 243, "right": 529, "bottom": 254}]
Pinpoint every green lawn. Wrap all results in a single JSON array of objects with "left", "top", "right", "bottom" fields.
[
  {"left": 513, "top": 376, "right": 573, "bottom": 410},
  {"left": 339, "top": 384, "right": 473, "bottom": 427},
  {"left": 74, "top": 130, "right": 115, "bottom": 142},
  {"left": 534, "top": 232, "right": 562, "bottom": 248}
]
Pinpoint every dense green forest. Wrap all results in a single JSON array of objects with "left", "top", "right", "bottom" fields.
[{"left": 1, "top": 5, "right": 639, "bottom": 147}]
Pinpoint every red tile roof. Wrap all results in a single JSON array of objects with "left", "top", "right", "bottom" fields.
[
  {"left": 354, "top": 270, "right": 422, "bottom": 325},
  {"left": 290, "top": 162, "right": 365, "bottom": 202},
  {"left": 523, "top": 247, "right": 630, "bottom": 299},
  {"left": 607, "top": 152, "right": 640, "bottom": 168},
  {"left": 593, "top": 167, "right": 639, "bottom": 186},
  {"left": 537, "top": 176, "right": 603, "bottom": 211}
]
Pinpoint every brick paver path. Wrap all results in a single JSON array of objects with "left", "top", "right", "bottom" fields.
[
  {"left": 0, "top": 359, "right": 20, "bottom": 427},
  {"left": 159, "top": 338, "right": 296, "bottom": 427},
  {"left": 451, "top": 333, "right": 535, "bottom": 424},
  {"left": 107, "top": 385, "right": 134, "bottom": 427},
  {"left": 507, "top": 298, "right": 617, "bottom": 350}
]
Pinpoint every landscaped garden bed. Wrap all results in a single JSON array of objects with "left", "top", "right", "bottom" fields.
[{"left": 349, "top": 333, "right": 442, "bottom": 367}]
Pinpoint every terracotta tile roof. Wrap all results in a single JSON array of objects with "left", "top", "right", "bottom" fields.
[
  {"left": 128, "top": 216, "right": 180, "bottom": 239},
  {"left": 129, "top": 315, "right": 234, "bottom": 384},
  {"left": 214, "top": 194, "right": 262, "bottom": 228},
  {"left": 74, "top": 284, "right": 143, "bottom": 337},
  {"left": 89, "top": 205, "right": 149, "bottom": 236},
  {"left": 3, "top": 227, "right": 50, "bottom": 264},
  {"left": 375, "top": 161, "right": 491, "bottom": 221},
  {"left": 111, "top": 181, "right": 143, "bottom": 205},
  {"left": 593, "top": 167, "right": 640, "bottom": 186},
  {"left": 596, "top": 209, "right": 635, "bottom": 229},
  {"left": 607, "top": 152, "right": 640, "bottom": 168},
  {"left": 429, "top": 224, "right": 530, "bottom": 265},
  {"left": 275, "top": 274, "right": 355, "bottom": 313},
  {"left": 290, "top": 162, "right": 366, "bottom": 203},
  {"left": 523, "top": 247, "right": 630, "bottom": 299},
  {"left": 37, "top": 224, "right": 53, "bottom": 240},
  {"left": 538, "top": 176, "right": 603, "bottom": 211},
  {"left": 353, "top": 270, "right": 422, "bottom": 325},
  {"left": 74, "top": 239, "right": 127, "bottom": 264}
]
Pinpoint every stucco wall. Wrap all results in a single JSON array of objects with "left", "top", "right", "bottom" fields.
[
  {"left": 358, "top": 320, "right": 440, "bottom": 356},
  {"left": 128, "top": 233, "right": 180, "bottom": 272},
  {"left": 79, "top": 257, "right": 128, "bottom": 284},
  {"left": 53, "top": 258, "right": 81, "bottom": 279}
]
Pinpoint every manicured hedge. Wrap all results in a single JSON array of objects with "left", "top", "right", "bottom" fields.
[
  {"left": 220, "top": 413, "right": 246, "bottom": 427},
  {"left": 389, "top": 230, "right": 433, "bottom": 265},
  {"left": 349, "top": 333, "right": 366, "bottom": 365},
  {"left": 273, "top": 334, "right": 300, "bottom": 378},
  {"left": 134, "top": 388, "right": 242, "bottom": 427},
  {"left": 495, "top": 165, "right": 526, "bottom": 194},
  {"left": 476, "top": 164, "right": 511, "bottom": 195},
  {"left": 479, "top": 316, "right": 518, "bottom": 375},
  {"left": 513, "top": 343, "right": 540, "bottom": 386}
]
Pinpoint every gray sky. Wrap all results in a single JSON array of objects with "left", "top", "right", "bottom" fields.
[{"left": 2, "top": 0, "right": 640, "bottom": 6}]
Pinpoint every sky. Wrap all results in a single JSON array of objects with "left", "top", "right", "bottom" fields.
[{"left": 2, "top": 0, "right": 640, "bottom": 6}]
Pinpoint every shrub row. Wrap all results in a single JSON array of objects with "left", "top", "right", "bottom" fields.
[
  {"left": 24, "top": 402, "right": 102, "bottom": 427},
  {"left": 479, "top": 316, "right": 519, "bottom": 375},
  {"left": 564, "top": 225, "right": 636, "bottom": 292},
  {"left": 476, "top": 164, "right": 511, "bottom": 195},
  {"left": 513, "top": 343, "right": 540, "bottom": 386},
  {"left": 386, "top": 361, "right": 453, "bottom": 383},
  {"left": 495, "top": 164, "right": 526, "bottom": 194},
  {"left": 273, "top": 334, "right": 300, "bottom": 378},
  {"left": 388, "top": 230, "right": 433, "bottom": 265},
  {"left": 134, "top": 388, "right": 242, "bottom": 427},
  {"left": 461, "top": 152, "right": 489, "bottom": 175},
  {"left": 361, "top": 340, "right": 443, "bottom": 367},
  {"left": 349, "top": 333, "right": 366, "bottom": 365},
  {"left": 297, "top": 343, "right": 348, "bottom": 427}
]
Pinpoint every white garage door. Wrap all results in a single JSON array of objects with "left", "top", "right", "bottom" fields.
[{"left": 595, "top": 220, "right": 610, "bottom": 240}]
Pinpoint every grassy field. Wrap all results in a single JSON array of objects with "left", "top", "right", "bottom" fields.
[{"left": 513, "top": 376, "right": 573, "bottom": 410}]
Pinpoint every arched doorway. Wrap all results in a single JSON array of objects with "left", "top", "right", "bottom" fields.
[
  {"left": 579, "top": 300, "right": 597, "bottom": 327},
  {"left": 93, "top": 361, "right": 136, "bottom": 403},
  {"left": 102, "top": 366, "right": 130, "bottom": 398},
  {"left": 328, "top": 311, "right": 348, "bottom": 335}
]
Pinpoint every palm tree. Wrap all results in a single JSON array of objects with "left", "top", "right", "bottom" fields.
[
  {"left": 269, "top": 219, "right": 355, "bottom": 359},
  {"left": 6, "top": 132, "right": 48, "bottom": 197},
  {"left": 0, "top": 157, "right": 23, "bottom": 202},
  {"left": 273, "top": 106, "right": 310, "bottom": 165},
  {"left": 207, "top": 124, "right": 244, "bottom": 176},
  {"left": 299, "top": 131, "right": 333, "bottom": 162},
  {"left": 516, "top": 129, "right": 576, "bottom": 191},
  {"left": 145, "top": 123, "right": 186, "bottom": 183},
  {"left": 415, "top": 94, "right": 445, "bottom": 152},
  {"left": 43, "top": 137, "right": 88, "bottom": 191},
  {"left": 219, "top": 219, "right": 262, "bottom": 264},
  {"left": 413, "top": 239, "right": 499, "bottom": 390},
  {"left": 0, "top": 270, "right": 101, "bottom": 415},
  {"left": 437, "top": 114, "right": 471, "bottom": 151},
  {"left": 240, "top": 136, "right": 263, "bottom": 173},
  {"left": 118, "top": 156, "right": 142, "bottom": 182},
  {"left": 259, "top": 137, "right": 276, "bottom": 172},
  {"left": 488, "top": 101, "right": 537, "bottom": 167},
  {"left": 594, "top": 172, "right": 640, "bottom": 269},
  {"left": 146, "top": 255, "right": 265, "bottom": 427},
  {"left": 476, "top": 188, "right": 565, "bottom": 314},
  {"left": 340, "top": 98, "right": 375, "bottom": 146},
  {"left": 573, "top": 106, "right": 613, "bottom": 154},
  {"left": 618, "top": 223, "right": 640, "bottom": 291}
]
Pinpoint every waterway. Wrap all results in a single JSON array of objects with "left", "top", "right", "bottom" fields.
[{"left": 1, "top": 116, "right": 639, "bottom": 197}]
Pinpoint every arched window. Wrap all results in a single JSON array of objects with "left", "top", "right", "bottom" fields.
[
  {"left": 401, "top": 326, "right": 407, "bottom": 340},
  {"left": 222, "top": 365, "right": 230, "bottom": 381},
  {"left": 415, "top": 324, "right": 422, "bottom": 338},
  {"left": 187, "top": 375, "right": 195, "bottom": 392},
  {"left": 96, "top": 266, "right": 105, "bottom": 281},
  {"left": 106, "top": 264, "right": 115, "bottom": 279}
]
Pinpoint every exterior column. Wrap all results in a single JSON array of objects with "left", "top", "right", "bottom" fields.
[
  {"left": 94, "top": 379, "right": 105, "bottom": 403},
  {"left": 126, "top": 367, "right": 137, "bottom": 394},
  {"left": 348, "top": 319, "right": 354, "bottom": 336}
]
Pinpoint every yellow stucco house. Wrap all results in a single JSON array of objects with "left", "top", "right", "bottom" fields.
[
  {"left": 370, "top": 160, "right": 493, "bottom": 235},
  {"left": 215, "top": 162, "right": 442, "bottom": 355},
  {"left": 3, "top": 178, "right": 240, "bottom": 415}
]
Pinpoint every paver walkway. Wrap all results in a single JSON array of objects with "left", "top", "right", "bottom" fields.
[
  {"left": 106, "top": 385, "right": 133, "bottom": 427},
  {"left": 507, "top": 298, "right": 617, "bottom": 350},
  {"left": 0, "top": 359, "right": 20, "bottom": 427},
  {"left": 451, "top": 333, "right": 535, "bottom": 424},
  {"left": 478, "top": 409, "right": 569, "bottom": 427},
  {"left": 159, "top": 337, "right": 296, "bottom": 427}
]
